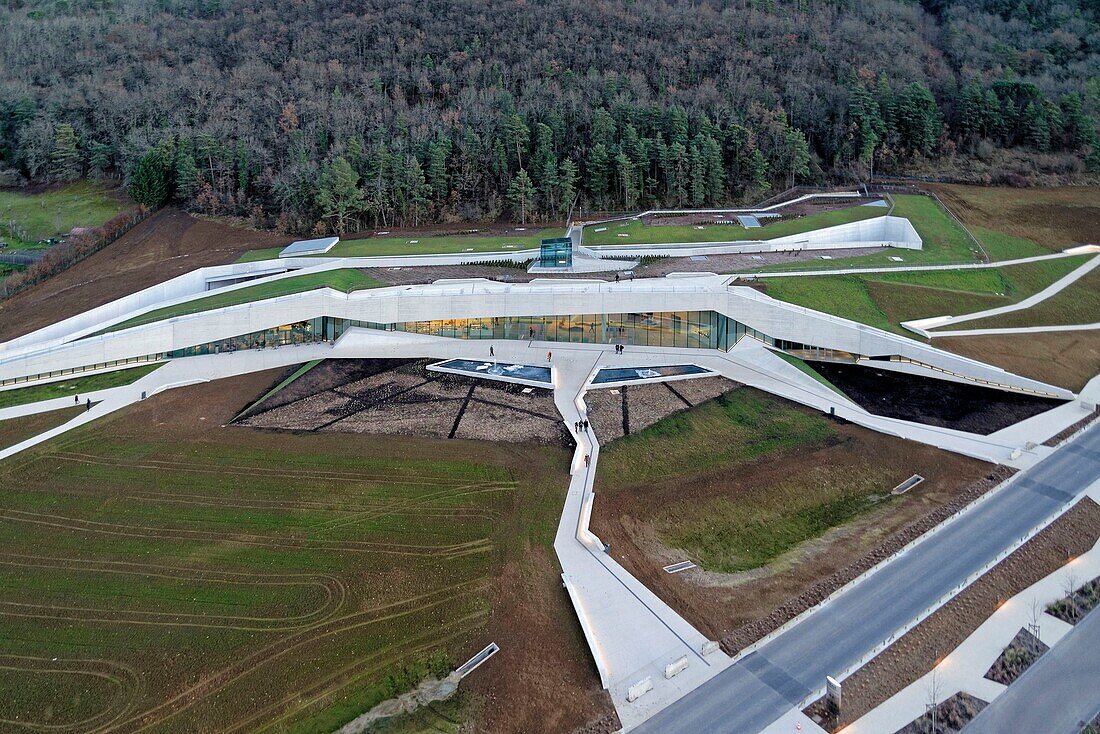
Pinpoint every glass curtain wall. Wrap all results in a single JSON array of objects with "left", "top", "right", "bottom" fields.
[{"left": 165, "top": 311, "right": 797, "bottom": 359}]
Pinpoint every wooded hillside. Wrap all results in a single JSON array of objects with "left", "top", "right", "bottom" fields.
[{"left": 0, "top": 0, "right": 1097, "bottom": 233}]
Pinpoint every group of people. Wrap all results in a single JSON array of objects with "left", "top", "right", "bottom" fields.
[
  {"left": 613, "top": 344, "right": 626, "bottom": 354},
  {"left": 574, "top": 419, "right": 589, "bottom": 433}
]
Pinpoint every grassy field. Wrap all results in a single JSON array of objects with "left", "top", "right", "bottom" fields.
[
  {"left": 0, "top": 363, "right": 163, "bottom": 408},
  {"left": 581, "top": 205, "right": 883, "bottom": 247},
  {"left": 598, "top": 389, "right": 832, "bottom": 491},
  {"left": 748, "top": 194, "right": 984, "bottom": 273},
  {"left": 0, "top": 379, "right": 573, "bottom": 733},
  {"left": 0, "top": 182, "right": 128, "bottom": 249},
  {"left": 932, "top": 184, "right": 1100, "bottom": 255},
  {"left": 936, "top": 331, "right": 1100, "bottom": 392},
  {"left": 597, "top": 389, "right": 901, "bottom": 572},
  {"left": 107, "top": 269, "right": 385, "bottom": 333},
  {"left": 238, "top": 227, "right": 564, "bottom": 262},
  {"left": 763, "top": 255, "right": 1090, "bottom": 335},
  {"left": 954, "top": 267, "right": 1100, "bottom": 330},
  {"left": 0, "top": 406, "right": 83, "bottom": 449}
]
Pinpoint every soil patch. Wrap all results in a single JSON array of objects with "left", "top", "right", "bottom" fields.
[
  {"left": 0, "top": 208, "right": 289, "bottom": 342},
  {"left": 1045, "top": 573, "right": 1100, "bottom": 625},
  {"left": 894, "top": 691, "right": 988, "bottom": 734},
  {"left": 936, "top": 330, "right": 1100, "bottom": 393},
  {"left": 808, "top": 360, "right": 1065, "bottom": 434},
  {"left": 812, "top": 497, "right": 1100, "bottom": 728},
  {"left": 590, "top": 397, "right": 994, "bottom": 642},
  {"left": 983, "top": 628, "right": 1048, "bottom": 685}
]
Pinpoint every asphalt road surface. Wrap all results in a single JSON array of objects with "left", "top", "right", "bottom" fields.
[
  {"left": 963, "top": 605, "right": 1100, "bottom": 734},
  {"left": 635, "top": 422, "right": 1100, "bottom": 734}
]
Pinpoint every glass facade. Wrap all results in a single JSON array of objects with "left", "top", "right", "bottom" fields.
[
  {"left": 164, "top": 311, "right": 794, "bottom": 358},
  {"left": 539, "top": 237, "right": 573, "bottom": 268}
]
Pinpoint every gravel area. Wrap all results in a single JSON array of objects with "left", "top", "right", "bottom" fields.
[
  {"left": 808, "top": 361, "right": 1067, "bottom": 435},
  {"left": 586, "top": 377, "right": 740, "bottom": 445},
  {"left": 1044, "top": 408, "right": 1100, "bottom": 447},
  {"left": 238, "top": 358, "right": 568, "bottom": 445}
]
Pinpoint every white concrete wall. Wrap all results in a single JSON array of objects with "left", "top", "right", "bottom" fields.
[
  {"left": 584, "top": 216, "right": 921, "bottom": 258},
  {"left": 0, "top": 276, "right": 1070, "bottom": 400}
]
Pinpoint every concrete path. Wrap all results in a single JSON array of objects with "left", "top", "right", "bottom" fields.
[
  {"left": 963, "top": 605, "right": 1100, "bottom": 734},
  {"left": 845, "top": 510, "right": 1100, "bottom": 734},
  {"left": 633, "top": 422, "right": 1100, "bottom": 734},
  {"left": 903, "top": 253, "right": 1100, "bottom": 336},
  {"left": 928, "top": 322, "right": 1100, "bottom": 338},
  {"left": 730, "top": 250, "right": 1090, "bottom": 280}
]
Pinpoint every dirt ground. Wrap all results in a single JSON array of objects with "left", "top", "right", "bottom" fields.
[
  {"left": 6, "top": 370, "right": 611, "bottom": 734},
  {"left": 808, "top": 360, "right": 1066, "bottom": 434},
  {"left": 589, "top": 415, "right": 993, "bottom": 643},
  {"left": 0, "top": 208, "right": 288, "bottom": 342},
  {"left": 935, "top": 330, "right": 1100, "bottom": 393},
  {"left": 931, "top": 184, "right": 1100, "bottom": 251},
  {"left": 816, "top": 497, "right": 1100, "bottom": 728}
]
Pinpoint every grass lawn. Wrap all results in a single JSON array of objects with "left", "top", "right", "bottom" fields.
[
  {"left": 0, "top": 406, "right": 83, "bottom": 449},
  {"left": 582, "top": 205, "right": 883, "bottom": 247},
  {"left": 0, "top": 362, "right": 163, "bottom": 408},
  {"left": 763, "top": 255, "right": 1090, "bottom": 335},
  {"left": 598, "top": 389, "right": 832, "bottom": 491},
  {"left": 238, "top": 228, "right": 564, "bottom": 261},
  {"left": 596, "top": 389, "right": 898, "bottom": 573},
  {"left": 0, "top": 182, "right": 129, "bottom": 249},
  {"left": 954, "top": 267, "right": 1100, "bottom": 330},
  {"left": 107, "top": 268, "right": 385, "bottom": 332},
  {"left": 0, "top": 382, "right": 572, "bottom": 733}
]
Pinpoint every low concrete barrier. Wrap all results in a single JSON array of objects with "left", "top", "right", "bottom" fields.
[
  {"left": 627, "top": 676, "right": 654, "bottom": 702},
  {"left": 664, "top": 656, "right": 689, "bottom": 679}
]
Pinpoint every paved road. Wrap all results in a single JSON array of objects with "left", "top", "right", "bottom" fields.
[
  {"left": 635, "top": 422, "right": 1100, "bottom": 734},
  {"left": 963, "top": 605, "right": 1100, "bottom": 734}
]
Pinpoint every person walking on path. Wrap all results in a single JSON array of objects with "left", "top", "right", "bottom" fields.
[
  {"left": 489, "top": 345, "right": 494, "bottom": 357},
  {"left": 85, "top": 398, "right": 91, "bottom": 412},
  {"left": 584, "top": 454, "right": 590, "bottom": 468},
  {"left": 547, "top": 351, "right": 552, "bottom": 362},
  {"left": 74, "top": 395, "right": 79, "bottom": 403},
  {"left": 583, "top": 420, "right": 589, "bottom": 431}
]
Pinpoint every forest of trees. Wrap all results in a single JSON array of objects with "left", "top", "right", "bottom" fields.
[{"left": 0, "top": 0, "right": 1097, "bottom": 234}]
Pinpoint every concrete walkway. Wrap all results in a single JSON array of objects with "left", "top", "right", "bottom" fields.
[
  {"left": 845, "top": 487, "right": 1100, "bottom": 734},
  {"left": 730, "top": 249, "right": 1092, "bottom": 280},
  {"left": 963, "top": 601, "right": 1100, "bottom": 733},
  {"left": 903, "top": 253, "right": 1100, "bottom": 336},
  {"left": 928, "top": 322, "right": 1100, "bottom": 338}
]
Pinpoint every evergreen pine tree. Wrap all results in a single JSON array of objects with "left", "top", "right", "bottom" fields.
[
  {"left": 129, "top": 149, "right": 170, "bottom": 207},
  {"left": 507, "top": 168, "right": 535, "bottom": 223},
  {"left": 586, "top": 143, "right": 610, "bottom": 203},
  {"left": 316, "top": 156, "right": 365, "bottom": 233}
]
